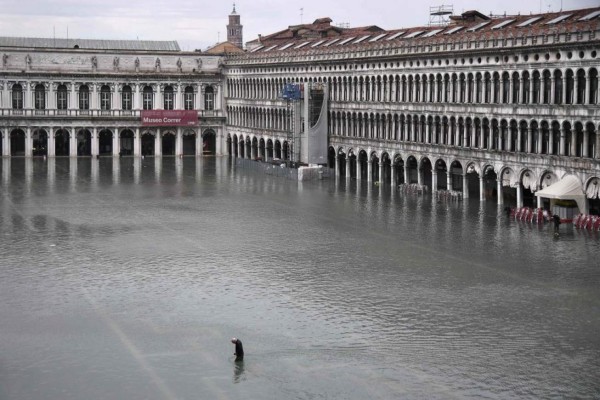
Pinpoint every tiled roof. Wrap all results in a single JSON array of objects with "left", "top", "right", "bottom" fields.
[
  {"left": 245, "top": 7, "right": 600, "bottom": 55},
  {"left": 0, "top": 37, "right": 181, "bottom": 52}
]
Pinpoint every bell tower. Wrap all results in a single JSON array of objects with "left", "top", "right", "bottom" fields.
[{"left": 227, "top": 3, "right": 243, "bottom": 49}]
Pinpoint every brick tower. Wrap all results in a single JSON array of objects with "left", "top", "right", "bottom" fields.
[{"left": 227, "top": 3, "right": 243, "bottom": 49}]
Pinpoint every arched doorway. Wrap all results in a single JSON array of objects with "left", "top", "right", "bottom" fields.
[
  {"left": 226, "top": 134, "right": 232, "bottom": 156},
  {"left": 10, "top": 129, "right": 25, "bottom": 156},
  {"left": 203, "top": 130, "right": 216, "bottom": 155},
  {"left": 347, "top": 149, "right": 357, "bottom": 179},
  {"left": 142, "top": 132, "right": 155, "bottom": 156},
  {"left": 500, "top": 167, "right": 517, "bottom": 206},
  {"left": 274, "top": 140, "right": 281, "bottom": 159},
  {"left": 77, "top": 129, "right": 91, "bottom": 156},
  {"left": 482, "top": 165, "right": 498, "bottom": 201},
  {"left": 420, "top": 157, "right": 432, "bottom": 188},
  {"left": 120, "top": 130, "right": 134, "bottom": 155},
  {"left": 183, "top": 131, "right": 196, "bottom": 156},
  {"left": 258, "top": 138, "right": 265, "bottom": 160},
  {"left": 251, "top": 137, "right": 258, "bottom": 159},
  {"left": 393, "top": 156, "right": 404, "bottom": 186},
  {"left": 266, "top": 139, "right": 273, "bottom": 160},
  {"left": 162, "top": 132, "right": 175, "bottom": 156},
  {"left": 406, "top": 156, "right": 418, "bottom": 183},
  {"left": 99, "top": 129, "right": 113, "bottom": 156},
  {"left": 371, "top": 153, "right": 380, "bottom": 182},
  {"left": 32, "top": 129, "right": 48, "bottom": 156},
  {"left": 282, "top": 141, "right": 289, "bottom": 160},
  {"left": 435, "top": 159, "right": 447, "bottom": 190},
  {"left": 55, "top": 129, "right": 70, "bottom": 156},
  {"left": 328, "top": 147, "right": 336, "bottom": 169},
  {"left": 449, "top": 161, "right": 463, "bottom": 191},
  {"left": 358, "top": 150, "right": 368, "bottom": 180},
  {"left": 381, "top": 153, "right": 391, "bottom": 185}
]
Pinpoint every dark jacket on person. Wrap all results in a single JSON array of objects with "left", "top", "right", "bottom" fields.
[{"left": 234, "top": 339, "right": 244, "bottom": 360}]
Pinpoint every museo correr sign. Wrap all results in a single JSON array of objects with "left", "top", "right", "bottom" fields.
[{"left": 141, "top": 110, "right": 198, "bottom": 127}]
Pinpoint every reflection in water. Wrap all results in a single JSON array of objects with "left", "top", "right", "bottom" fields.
[
  {"left": 233, "top": 360, "right": 245, "bottom": 384},
  {"left": 0, "top": 157, "right": 598, "bottom": 400}
]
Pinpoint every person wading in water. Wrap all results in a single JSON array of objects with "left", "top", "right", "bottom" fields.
[{"left": 231, "top": 338, "right": 244, "bottom": 361}]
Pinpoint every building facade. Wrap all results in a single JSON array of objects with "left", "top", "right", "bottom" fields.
[
  {"left": 224, "top": 8, "right": 600, "bottom": 212},
  {"left": 0, "top": 38, "right": 226, "bottom": 158},
  {"left": 0, "top": 6, "right": 599, "bottom": 211}
]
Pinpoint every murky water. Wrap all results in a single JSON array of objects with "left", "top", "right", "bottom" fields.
[{"left": 0, "top": 157, "right": 599, "bottom": 400}]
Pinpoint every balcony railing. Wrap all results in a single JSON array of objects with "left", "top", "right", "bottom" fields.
[{"left": 0, "top": 108, "right": 223, "bottom": 118}]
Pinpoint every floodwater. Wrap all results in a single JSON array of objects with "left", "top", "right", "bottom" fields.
[{"left": 0, "top": 157, "right": 599, "bottom": 400}]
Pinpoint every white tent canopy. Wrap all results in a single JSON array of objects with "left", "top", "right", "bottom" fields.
[{"left": 535, "top": 175, "right": 587, "bottom": 213}]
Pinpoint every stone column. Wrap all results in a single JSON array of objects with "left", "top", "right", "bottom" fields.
[
  {"left": 562, "top": 73, "right": 568, "bottom": 104},
  {"left": 69, "top": 129, "right": 77, "bottom": 157},
  {"left": 367, "top": 160, "right": 372, "bottom": 183},
  {"left": 431, "top": 170, "right": 438, "bottom": 193},
  {"left": 517, "top": 128, "right": 522, "bottom": 152},
  {"left": 25, "top": 127, "right": 32, "bottom": 157},
  {"left": 527, "top": 127, "right": 532, "bottom": 153},
  {"left": 516, "top": 184, "right": 523, "bottom": 208},
  {"left": 47, "top": 83, "right": 55, "bottom": 110},
  {"left": 497, "top": 179, "right": 503, "bottom": 205},
  {"left": 390, "top": 163, "right": 395, "bottom": 187},
  {"left": 113, "top": 130, "right": 119, "bottom": 156},
  {"left": 404, "top": 166, "right": 410, "bottom": 185},
  {"left": 345, "top": 155, "right": 351, "bottom": 179},
  {"left": 2, "top": 127, "right": 9, "bottom": 156},
  {"left": 560, "top": 128, "right": 566, "bottom": 156},
  {"left": 479, "top": 176, "right": 485, "bottom": 201},
  {"left": 155, "top": 132, "right": 162, "bottom": 156},
  {"left": 134, "top": 127, "right": 141, "bottom": 157},
  {"left": 175, "top": 84, "right": 182, "bottom": 110},
  {"left": 25, "top": 82, "right": 32, "bottom": 109},
  {"left": 584, "top": 73, "right": 590, "bottom": 105},
  {"left": 47, "top": 127, "right": 55, "bottom": 157},
  {"left": 335, "top": 154, "right": 340, "bottom": 177},
  {"left": 379, "top": 162, "right": 384, "bottom": 184},
  {"left": 91, "top": 127, "right": 98, "bottom": 157},
  {"left": 134, "top": 84, "right": 141, "bottom": 110},
  {"left": 549, "top": 129, "right": 555, "bottom": 155},
  {"left": 570, "top": 125, "right": 577, "bottom": 157},
  {"left": 176, "top": 127, "right": 183, "bottom": 156},
  {"left": 462, "top": 174, "right": 469, "bottom": 199},
  {"left": 194, "top": 132, "right": 205, "bottom": 156},
  {"left": 550, "top": 77, "right": 556, "bottom": 104},
  {"left": 417, "top": 167, "right": 423, "bottom": 186}
]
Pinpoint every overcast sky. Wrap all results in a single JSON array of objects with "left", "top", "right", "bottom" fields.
[{"left": 0, "top": 0, "right": 597, "bottom": 51}]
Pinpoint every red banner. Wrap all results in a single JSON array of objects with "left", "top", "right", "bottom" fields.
[{"left": 141, "top": 110, "right": 198, "bottom": 127}]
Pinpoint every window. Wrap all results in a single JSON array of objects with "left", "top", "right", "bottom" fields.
[
  {"left": 143, "top": 86, "right": 153, "bottom": 110},
  {"left": 184, "top": 86, "right": 194, "bottom": 110},
  {"left": 12, "top": 84, "right": 23, "bottom": 109},
  {"left": 100, "top": 85, "right": 111, "bottom": 110},
  {"left": 163, "top": 85, "right": 174, "bottom": 110},
  {"left": 204, "top": 86, "right": 214, "bottom": 110},
  {"left": 79, "top": 85, "right": 89, "bottom": 110},
  {"left": 57, "top": 84, "right": 68, "bottom": 110},
  {"left": 35, "top": 84, "right": 45, "bottom": 110},
  {"left": 122, "top": 85, "right": 132, "bottom": 110}
]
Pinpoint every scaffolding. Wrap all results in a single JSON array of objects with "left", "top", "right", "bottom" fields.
[{"left": 429, "top": 4, "right": 453, "bottom": 26}]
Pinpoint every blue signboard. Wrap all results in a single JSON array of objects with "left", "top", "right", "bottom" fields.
[{"left": 282, "top": 83, "right": 301, "bottom": 100}]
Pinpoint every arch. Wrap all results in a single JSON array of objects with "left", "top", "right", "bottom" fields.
[
  {"left": 98, "top": 129, "right": 113, "bottom": 156},
  {"left": 141, "top": 131, "right": 155, "bottom": 156},
  {"left": 161, "top": 131, "right": 176, "bottom": 156},
  {"left": 10, "top": 129, "right": 25, "bottom": 156},
  {"left": 202, "top": 129, "right": 216, "bottom": 155},
  {"left": 54, "top": 129, "right": 70, "bottom": 156},
  {"left": 32, "top": 128, "right": 48, "bottom": 156},
  {"left": 77, "top": 129, "right": 92, "bottom": 156},
  {"left": 119, "top": 129, "right": 134, "bottom": 155},
  {"left": 182, "top": 129, "right": 197, "bottom": 156}
]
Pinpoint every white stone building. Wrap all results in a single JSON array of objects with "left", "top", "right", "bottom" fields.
[
  {"left": 0, "top": 38, "right": 226, "bottom": 158},
  {"left": 224, "top": 8, "right": 600, "bottom": 212}
]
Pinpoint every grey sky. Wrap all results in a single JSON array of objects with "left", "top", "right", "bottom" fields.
[{"left": 0, "top": 0, "right": 597, "bottom": 51}]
